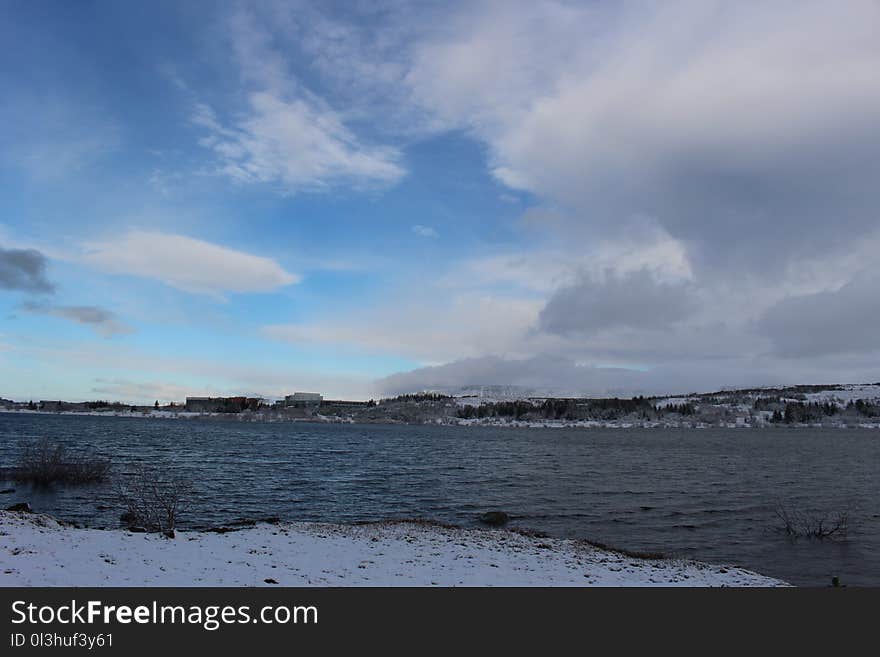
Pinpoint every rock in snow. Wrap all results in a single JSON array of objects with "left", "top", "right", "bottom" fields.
[
  {"left": 479, "top": 511, "right": 511, "bottom": 526},
  {"left": 0, "top": 511, "right": 786, "bottom": 587}
]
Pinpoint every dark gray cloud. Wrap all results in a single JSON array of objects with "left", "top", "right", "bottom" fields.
[
  {"left": 21, "top": 302, "right": 134, "bottom": 338},
  {"left": 757, "top": 276, "right": 880, "bottom": 357},
  {"left": 0, "top": 246, "right": 55, "bottom": 293},
  {"left": 643, "top": 146, "right": 880, "bottom": 275},
  {"left": 539, "top": 269, "right": 695, "bottom": 336}
]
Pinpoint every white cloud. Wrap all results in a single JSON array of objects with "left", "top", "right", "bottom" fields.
[
  {"left": 445, "top": 252, "right": 575, "bottom": 295},
  {"left": 264, "top": 292, "right": 544, "bottom": 364},
  {"left": 402, "top": 0, "right": 880, "bottom": 268},
  {"left": 80, "top": 231, "right": 299, "bottom": 299},
  {"left": 406, "top": 1, "right": 880, "bottom": 181},
  {"left": 412, "top": 224, "right": 438, "bottom": 238},
  {"left": 260, "top": 222, "right": 707, "bottom": 372},
  {"left": 444, "top": 225, "right": 692, "bottom": 295}
]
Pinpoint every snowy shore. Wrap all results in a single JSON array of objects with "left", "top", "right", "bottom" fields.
[
  {"left": 0, "top": 511, "right": 785, "bottom": 587},
  {"left": 4, "top": 407, "right": 880, "bottom": 429}
]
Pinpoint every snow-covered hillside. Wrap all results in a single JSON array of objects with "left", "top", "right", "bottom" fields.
[{"left": 802, "top": 383, "right": 880, "bottom": 404}]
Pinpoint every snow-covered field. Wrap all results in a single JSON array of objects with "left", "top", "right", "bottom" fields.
[
  {"left": 0, "top": 511, "right": 785, "bottom": 587},
  {"left": 803, "top": 383, "right": 880, "bottom": 404}
]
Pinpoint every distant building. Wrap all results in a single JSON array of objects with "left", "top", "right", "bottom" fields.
[
  {"left": 283, "top": 392, "right": 323, "bottom": 408},
  {"left": 320, "top": 399, "right": 373, "bottom": 411},
  {"left": 185, "top": 396, "right": 262, "bottom": 413},
  {"left": 185, "top": 397, "right": 216, "bottom": 412}
]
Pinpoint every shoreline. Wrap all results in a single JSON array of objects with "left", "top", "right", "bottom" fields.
[
  {"left": 3, "top": 409, "right": 879, "bottom": 429},
  {"left": 0, "top": 510, "right": 787, "bottom": 587}
]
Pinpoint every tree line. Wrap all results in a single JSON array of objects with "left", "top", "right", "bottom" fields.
[{"left": 457, "top": 397, "right": 695, "bottom": 421}]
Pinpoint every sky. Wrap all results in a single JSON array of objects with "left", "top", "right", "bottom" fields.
[{"left": 2, "top": 0, "right": 880, "bottom": 403}]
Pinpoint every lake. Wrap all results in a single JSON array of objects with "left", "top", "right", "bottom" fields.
[{"left": 1, "top": 412, "right": 877, "bottom": 586}]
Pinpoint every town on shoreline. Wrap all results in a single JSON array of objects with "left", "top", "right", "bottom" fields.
[{"left": 3, "top": 383, "right": 879, "bottom": 429}]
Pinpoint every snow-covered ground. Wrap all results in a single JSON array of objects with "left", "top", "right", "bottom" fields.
[
  {"left": 803, "top": 383, "right": 880, "bottom": 404},
  {"left": 0, "top": 511, "right": 785, "bottom": 587}
]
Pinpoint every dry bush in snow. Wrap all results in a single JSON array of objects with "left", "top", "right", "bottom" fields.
[{"left": 116, "top": 467, "right": 191, "bottom": 536}]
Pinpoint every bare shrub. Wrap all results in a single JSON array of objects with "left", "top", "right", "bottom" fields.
[
  {"left": 116, "top": 468, "right": 191, "bottom": 535},
  {"left": 774, "top": 503, "right": 849, "bottom": 540},
  {"left": 14, "top": 439, "right": 110, "bottom": 485}
]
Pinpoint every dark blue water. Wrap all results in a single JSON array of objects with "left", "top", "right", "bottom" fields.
[{"left": 1, "top": 412, "right": 877, "bottom": 586}]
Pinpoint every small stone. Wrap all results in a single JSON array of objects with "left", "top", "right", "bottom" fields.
[
  {"left": 5, "top": 502, "right": 31, "bottom": 513},
  {"left": 479, "top": 511, "right": 510, "bottom": 526}
]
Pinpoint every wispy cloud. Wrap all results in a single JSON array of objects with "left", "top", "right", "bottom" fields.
[
  {"left": 21, "top": 302, "right": 133, "bottom": 338},
  {"left": 0, "top": 96, "right": 121, "bottom": 182},
  {"left": 91, "top": 378, "right": 205, "bottom": 404},
  {"left": 189, "top": 7, "right": 406, "bottom": 194},
  {"left": 411, "top": 224, "right": 438, "bottom": 238},
  {"left": 195, "top": 94, "right": 405, "bottom": 193}
]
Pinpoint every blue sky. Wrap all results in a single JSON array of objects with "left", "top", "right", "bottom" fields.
[{"left": 2, "top": 1, "right": 880, "bottom": 402}]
